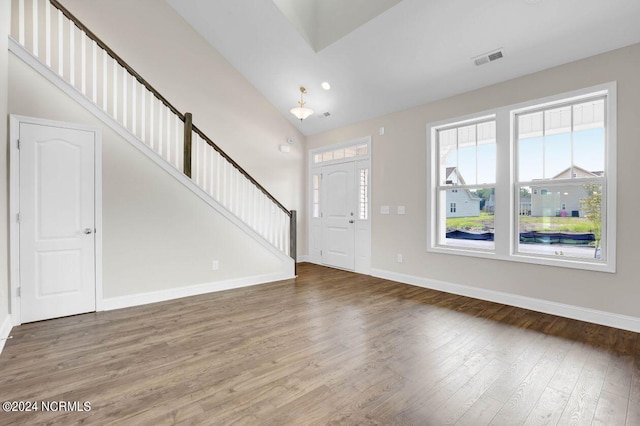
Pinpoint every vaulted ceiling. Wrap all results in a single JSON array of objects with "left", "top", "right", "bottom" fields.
[{"left": 166, "top": 0, "right": 640, "bottom": 135}]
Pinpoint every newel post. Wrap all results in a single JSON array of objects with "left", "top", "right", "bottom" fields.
[
  {"left": 183, "top": 112, "right": 193, "bottom": 178},
  {"left": 290, "top": 210, "right": 297, "bottom": 274}
]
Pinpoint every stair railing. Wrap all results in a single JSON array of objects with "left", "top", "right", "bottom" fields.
[{"left": 11, "top": 0, "right": 296, "bottom": 261}]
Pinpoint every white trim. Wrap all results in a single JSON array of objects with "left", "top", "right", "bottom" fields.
[
  {"left": 0, "top": 315, "right": 13, "bottom": 355},
  {"left": 297, "top": 255, "right": 311, "bottom": 263},
  {"left": 370, "top": 268, "right": 640, "bottom": 333},
  {"left": 9, "top": 114, "right": 103, "bottom": 326},
  {"left": 101, "top": 272, "right": 293, "bottom": 311},
  {"left": 9, "top": 38, "right": 293, "bottom": 267}
]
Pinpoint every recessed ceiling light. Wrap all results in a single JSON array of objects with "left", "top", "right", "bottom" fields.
[{"left": 321, "top": 82, "right": 331, "bottom": 90}]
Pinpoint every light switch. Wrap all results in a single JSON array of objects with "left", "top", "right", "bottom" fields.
[
  {"left": 397, "top": 206, "right": 405, "bottom": 215},
  {"left": 379, "top": 126, "right": 385, "bottom": 135},
  {"left": 380, "top": 205, "right": 390, "bottom": 214}
]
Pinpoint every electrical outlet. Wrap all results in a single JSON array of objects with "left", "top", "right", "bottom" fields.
[
  {"left": 212, "top": 260, "right": 219, "bottom": 270},
  {"left": 397, "top": 254, "right": 403, "bottom": 263}
]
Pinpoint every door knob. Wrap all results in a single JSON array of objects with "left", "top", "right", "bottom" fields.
[
  {"left": 349, "top": 220, "right": 354, "bottom": 224},
  {"left": 84, "top": 228, "right": 93, "bottom": 234}
]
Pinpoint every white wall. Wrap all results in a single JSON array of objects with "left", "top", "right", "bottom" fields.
[
  {"left": 57, "top": 0, "right": 307, "bottom": 256},
  {"left": 308, "top": 44, "right": 640, "bottom": 320},
  {"left": 8, "top": 53, "right": 289, "bottom": 300},
  {"left": 1, "top": 0, "right": 11, "bottom": 329}
]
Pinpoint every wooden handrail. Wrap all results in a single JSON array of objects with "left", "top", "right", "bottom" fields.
[{"left": 49, "top": 0, "right": 185, "bottom": 121}]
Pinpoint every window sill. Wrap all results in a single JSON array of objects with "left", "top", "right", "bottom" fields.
[{"left": 427, "top": 245, "right": 615, "bottom": 273}]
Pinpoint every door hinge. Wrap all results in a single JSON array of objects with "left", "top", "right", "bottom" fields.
[
  {"left": 17, "top": 140, "right": 20, "bottom": 150},
  {"left": 320, "top": 250, "right": 323, "bottom": 256},
  {"left": 16, "top": 213, "right": 20, "bottom": 223},
  {"left": 321, "top": 212, "right": 323, "bottom": 218},
  {"left": 16, "top": 287, "right": 20, "bottom": 297}
]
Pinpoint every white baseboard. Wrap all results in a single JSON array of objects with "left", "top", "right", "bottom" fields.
[
  {"left": 370, "top": 268, "right": 640, "bottom": 333},
  {"left": 0, "top": 314, "right": 13, "bottom": 355},
  {"left": 102, "top": 272, "right": 294, "bottom": 311},
  {"left": 297, "top": 255, "right": 310, "bottom": 263}
]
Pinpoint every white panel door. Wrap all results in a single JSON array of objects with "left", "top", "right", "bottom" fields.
[
  {"left": 19, "top": 123, "right": 96, "bottom": 323},
  {"left": 321, "top": 162, "right": 355, "bottom": 270}
]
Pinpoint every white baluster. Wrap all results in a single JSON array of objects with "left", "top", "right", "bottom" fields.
[
  {"left": 131, "top": 78, "right": 137, "bottom": 136},
  {"left": 141, "top": 87, "right": 146, "bottom": 143},
  {"left": 112, "top": 59, "right": 117, "bottom": 118},
  {"left": 122, "top": 68, "right": 127, "bottom": 128},
  {"left": 31, "top": 0, "right": 38, "bottom": 56},
  {"left": 175, "top": 115, "right": 182, "bottom": 170},
  {"left": 69, "top": 20, "right": 74, "bottom": 86},
  {"left": 91, "top": 40, "right": 97, "bottom": 102},
  {"left": 18, "top": 0, "right": 25, "bottom": 45},
  {"left": 149, "top": 95, "right": 154, "bottom": 149},
  {"left": 166, "top": 107, "right": 171, "bottom": 164},
  {"left": 80, "top": 31, "right": 86, "bottom": 94},
  {"left": 57, "top": 9, "right": 63, "bottom": 76},
  {"left": 102, "top": 49, "right": 107, "bottom": 110},
  {"left": 157, "top": 101, "right": 163, "bottom": 156},
  {"left": 45, "top": 1, "right": 51, "bottom": 67}
]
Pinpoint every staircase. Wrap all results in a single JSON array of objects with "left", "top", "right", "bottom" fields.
[{"left": 9, "top": 0, "right": 296, "bottom": 263}]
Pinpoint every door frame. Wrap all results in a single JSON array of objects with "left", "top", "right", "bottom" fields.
[
  {"left": 308, "top": 136, "right": 371, "bottom": 274},
  {"left": 9, "top": 115, "right": 103, "bottom": 326}
]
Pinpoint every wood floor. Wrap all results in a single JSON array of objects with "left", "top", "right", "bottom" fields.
[{"left": 1, "top": 263, "right": 639, "bottom": 425}]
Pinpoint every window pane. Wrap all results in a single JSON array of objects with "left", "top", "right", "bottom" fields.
[
  {"left": 333, "top": 149, "right": 344, "bottom": 160},
  {"left": 477, "top": 121, "right": 496, "bottom": 184},
  {"left": 544, "top": 132, "right": 571, "bottom": 178},
  {"left": 544, "top": 105, "right": 571, "bottom": 136},
  {"left": 344, "top": 146, "right": 357, "bottom": 157},
  {"left": 322, "top": 151, "right": 333, "bottom": 162},
  {"left": 359, "top": 168, "right": 369, "bottom": 220},
  {"left": 440, "top": 188, "right": 495, "bottom": 250},
  {"left": 518, "top": 183, "right": 603, "bottom": 260},
  {"left": 439, "top": 128, "right": 457, "bottom": 185},
  {"left": 457, "top": 125, "right": 477, "bottom": 185},
  {"left": 356, "top": 144, "right": 368, "bottom": 156},
  {"left": 574, "top": 127, "right": 605, "bottom": 176}
]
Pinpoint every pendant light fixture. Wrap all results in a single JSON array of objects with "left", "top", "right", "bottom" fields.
[{"left": 290, "top": 87, "right": 314, "bottom": 121}]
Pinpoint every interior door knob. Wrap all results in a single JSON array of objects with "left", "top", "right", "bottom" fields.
[
  {"left": 84, "top": 228, "right": 93, "bottom": 234},
  {"left": 349, "top": 220, "right": 354, "bottom": 224}
]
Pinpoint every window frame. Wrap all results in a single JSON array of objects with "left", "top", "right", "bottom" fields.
[{"left": 427, "top": 82, "right": 616, "bottom": 272}]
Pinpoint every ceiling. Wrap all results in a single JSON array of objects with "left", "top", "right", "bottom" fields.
[{"left": 166, "top": 0, "right": 640, "bottom": 136}]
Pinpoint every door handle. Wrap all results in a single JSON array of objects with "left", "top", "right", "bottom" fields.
[
  {"left": 349, "top": 220, "right": 354, "bottom": 224},
  {"left": 84, "top": 228, "right": 93, "bottom": 235}
]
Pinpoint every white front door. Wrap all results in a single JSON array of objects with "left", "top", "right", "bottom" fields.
[
  {"left": 321, "top": 162, "right": 355, "bottom": 270},
  {"left": 19, "top": 122, "right": 97, "bottom": 323}
]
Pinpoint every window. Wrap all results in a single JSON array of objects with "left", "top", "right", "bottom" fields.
[
  {"left": 312, "top": 174, "right": 320, "bottom": 218},
  {"left": 434, "top": 118, "right": 496, "bottom": 250},
  {"left": 313, "top": 144, "right": 368, "bottom": 164},
  {"left": 428, "top": 82, "right": 616, "bottom": 272},
  {"left": 515, "top": 95, "right": 607, "bottom": 262},
  {"left": 359, "top": 168, "right": 369, "bottom": 220}
]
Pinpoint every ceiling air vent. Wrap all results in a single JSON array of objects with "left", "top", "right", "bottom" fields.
[
  {"left": 323, "top": 111, "right": 331, "bottom": 117},
  {"left": 473, "top": 48, "right": 504, "bottom": 66}
]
